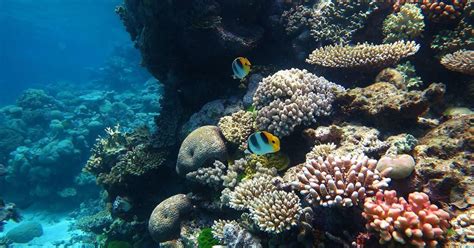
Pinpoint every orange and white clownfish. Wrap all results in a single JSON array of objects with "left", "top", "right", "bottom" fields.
[
  {"left": 246, "top": 131, "right": 280, "bottom": 155},
  {"left": 232, "top": 57, "right": 251, "bottom": 80}
]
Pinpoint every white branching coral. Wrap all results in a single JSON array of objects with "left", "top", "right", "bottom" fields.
[
  {"left": 440, "top": 50, "right": 474, "bottom": 75},
  {"left": 383, "top": 4, "right": 425, "bottom": 43},
  {"left": 249, "top": 190, "right": 302, "bottom": 234},
  {"left": 185, "top": 160, "right": 226, "bottom": 188},
  {"left": 306, "top": 41, "right": 420, "bottom": 69},
  {"left": 212, "top": 219, "right": 240, "bottom": 242},
  {"left": 229, "top": 175, "right": 277, "bottom": 210},
  {"left": 292, "top": 154, "right": 390, "bottom": 207},
  {"left": 253, "top": 69, "right": 344, "bottom": 137}
]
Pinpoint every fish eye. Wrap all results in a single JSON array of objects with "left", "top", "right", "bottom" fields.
[{"left": 272, "top": 141, "right": 275, "bottom": 143}]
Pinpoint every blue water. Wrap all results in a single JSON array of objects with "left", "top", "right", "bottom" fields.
[{"left": 0, "top": 0, "right": 129, "bottom": 105}]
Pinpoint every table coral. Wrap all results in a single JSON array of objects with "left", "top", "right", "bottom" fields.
[
  {"left": 217, "top": 110, "right": 256, "bottom": 150},
  {"left": 363, "top": 190, "right": 451, "bottom": 247},
  {"left": 440, "top": 50, "right": 474, "bottom": 75},
  {"left": 249, "top": 190, "right": 302, "bottom": 234},
  {"left": 253, "top": 69, "right": 343, "bottom": 137},
  {"left": 306, "top": 41, "right": 420, "bottom": 69},
  {"left": 292, "top": 154, "right": 390, "bottom": 207},
  {"left": 383, "top": 4, "right": 425, "bottom": 43}
]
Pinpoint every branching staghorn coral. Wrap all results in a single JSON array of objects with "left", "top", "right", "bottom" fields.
[
  {"left": 440, "top": 50, "right": 474, "bottom": 75},
  {"left": 292, "top": 154, "right": 390, "bottom": 207},
  {"left": 218, "top": 110, "right": 256, "bottom": 150},
  {"left": 383, "top": 4, "right": 425, "bottom": 43},
  {"left": 249, "top": 190, "right": 302, "bottom": 234},
  {"left": 363, "top": 190, "right": 451, "bottom": 247},
  {"left": 306, "top": 143, "right": 337, "bottom": 161},
  {"left": 253, "top": 69, "right": 343, "bottom": 137},
  {"left": 186, "top": 160, "right": 226, "bottom": 188},
  {"left": 229, "top": 174, "right": 277, "bottom": 210},
  {"left": 306, "top": 41, "right": 420, "bottom": 69}
]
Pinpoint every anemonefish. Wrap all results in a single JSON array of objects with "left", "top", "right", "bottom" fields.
[
  {"left": 232, "top": 57, "right": 251, "bottom": 80},
  {"left": 247, "top": 131, "right": 280, "bottom": 155}
]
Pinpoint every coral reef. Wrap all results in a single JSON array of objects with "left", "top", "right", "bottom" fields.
[
  {"left": 217, "top": 110, "right": 255, "bottom": 150},
  {"left": 176, "top": 126, "right": 228, "bottom": 176},
  {"left": 440, "top": 50, "right": 474, "bottom": 75},
  {"left": 363, "top": 190, "right": 451, "bottom": 247},
  {"left": 221, "top": 222, "right": 262, "bottom": 247},
  {"left": 431, "top": 4, "right": 474, "bottom": 55},
  {"left": 336, "top": 82, "right": 445, "bottom": 125},
  {"left": 306, "top": 41, "right": 420, "bottom": 69},
  {"left": 5, "top": 222, "right": 43, "bottom": 244},
  {"left": 197, "top": 228, "right": 218, "bottom": 248},
  {"left": 292, "top": 154, "right": 391, "bottom": 207},
  {"left": 413, "top": 115, "right": 474, "bottom": 209},
  {"left": 253, "top": 69, "right": 343, "bottom": 137},
  {"left": 419, "top": 0, "right": 467, "bottom": 22},
  {"left": 383, "top": 4, "right": 425, "bottom": 43},
  {"left": 250, "top": 190, "right": 302, "bottom": 234},
  {"left": 148, "top": 194, "right": 192, "bottom": 243},
  {"left": 395, "top": 61, "right": 424, "bottom": 89},
  {"left": 211, "top": 219, "right": 239, "bottom": 243}
]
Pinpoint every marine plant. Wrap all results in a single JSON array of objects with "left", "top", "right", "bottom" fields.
[
  {"left": 197, "top": 228, "right": 219, "bottom": 248},
  {"left": 107, "top": 240, "right": 132, "bottom": 248}
]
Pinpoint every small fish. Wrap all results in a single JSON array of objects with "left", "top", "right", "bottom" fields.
[
  {"left": 247, "top": 131, "right": 280, "bottom": 155},
  {"left": 232, "top": 57, "right": 251, "bottom": 80}
]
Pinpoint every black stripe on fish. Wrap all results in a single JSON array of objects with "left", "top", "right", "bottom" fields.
[
  {"left": 259, "top": 132, "right": 269, "bottom": 144},
  {"left": 249, "top": 134, "right": 260, "bottom": 150},
  {"left": 236, "top": 58, "right": 243, "bottom": 68}
]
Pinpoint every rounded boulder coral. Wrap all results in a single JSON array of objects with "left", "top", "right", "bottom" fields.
[
  {"left": 148, "top": 194, "right": 192, "bottom": 243},
  {"left": 176, "top": 126, "right": 228, "bottom": 175},
  {"left": 253, "top": 69, "right": 343, "bottom": 137}
]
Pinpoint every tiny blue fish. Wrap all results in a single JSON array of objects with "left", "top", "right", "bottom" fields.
[
  {"left": 247, "top": 131, "right": 280, "bottom": 155},
  {"left": 232, "top": 57, "right": 251, "bottom": 80}
]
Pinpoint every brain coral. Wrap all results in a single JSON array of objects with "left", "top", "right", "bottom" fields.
[
  {"left": 306, "top": 41, "right": 420, "bottom": 69},
  {"left": 176, "top": 125, "right": 228, "bottom": 175},
  {"left": 440, "top": 50, "right": 474, "bottom": 75},
  {"left": 148, "top": 194, "right": 192, "bottom": 243},
  {"left": 363, "top": 190, "right": 451, "bottom": 247},
  {"left": 383, "top": 4, "right": 425, "bottom": 43},
  {"left": 292, "top": 154, "right": 390, "bottom": 207},
  {"left": 253, "top": 69, "right": 344, "bottom": 137}
]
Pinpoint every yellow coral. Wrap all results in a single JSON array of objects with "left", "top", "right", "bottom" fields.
[{"left": 243, "top": 152, "right": 290, "bottom": 178}]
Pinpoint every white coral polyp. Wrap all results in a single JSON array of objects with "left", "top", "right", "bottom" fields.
[{"left": 292, "top": 154, "right": 390, "bottom": 207}]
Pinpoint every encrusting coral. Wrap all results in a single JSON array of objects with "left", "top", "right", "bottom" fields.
[
  {"left": 363, "top": 190, "right": 451, "bottom": 247},
  {"left": 450, "top": 209, "right": 474, "bottom": 242},
  {"left": 253, "top": 68, "right": 344, "bottom": 137},
  {"left": 383, "top": 4, "right": 425, "bottom": 43},
  {"left": 292, "top": 154, "right": 391, "bottom": 207},
  {"left": 176, "top": 125, "right": 228, "bottom": 176},
  {"left": 440, "top": 50, "right": 474, "bottom": 75},
  {"left": 218, "top": 110, "right": 255, "bottom": 150},
  {"left": 249, "top": 190, "right": 302, "bottom": 234},
  {"left": 306, "top": 41, "right": 420, "bottom": 69}
]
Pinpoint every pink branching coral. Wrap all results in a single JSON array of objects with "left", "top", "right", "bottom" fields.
[
  {"left": 363, "top": 190, "right": 451, "bottom": 247},
  {"left": 292, "top": 155, "right": 390, "bottom": 207}
]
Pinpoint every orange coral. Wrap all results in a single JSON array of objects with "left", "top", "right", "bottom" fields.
[{"left": 393, "top": 0, "right": 467, "bottom": 21}]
